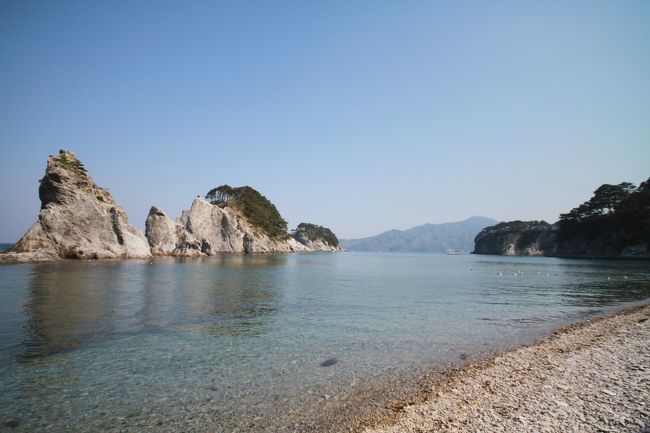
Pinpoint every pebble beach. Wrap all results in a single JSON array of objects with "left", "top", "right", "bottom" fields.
[{"left": 362, "top": 305, "right": 650, "bottom": 433}]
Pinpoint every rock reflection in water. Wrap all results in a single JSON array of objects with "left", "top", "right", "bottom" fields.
[{"left": 19, "top": 256, "right": 287, "bottom": 360}]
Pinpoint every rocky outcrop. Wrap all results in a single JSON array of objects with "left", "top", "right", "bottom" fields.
[
  {"left": 2, "top": 151, "right": 341, "bottom": 263},
  {"left": 475, "top": 178, "right": 650, "bottom": 259},
  {"left": 0, "top": 150, "right": 151, "bottom": 263},
  {"left": 293, "top": 235, "right": 339, "bottom": 252},
  {"left": 472, "top": 221, "right": 558, "bottom": 256},
  {"left": 292, "top": 223, "right": 340, "bottom": 252},
  {"left": 146, "top": 197, "right": 310, "bottom": 255},
  {"left": 145, "top": 206, "right": 202, "bottom": 256}
]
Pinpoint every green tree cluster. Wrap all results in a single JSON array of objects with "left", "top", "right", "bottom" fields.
[
  {"left": 205, "top": 185, "right": 288, "bottom": 239},
  {"left": 558, "top": 178, "right": 650, "bottom": 247},
  {"left": 55, "top": 153, "right": 87, "bottom": 174}
]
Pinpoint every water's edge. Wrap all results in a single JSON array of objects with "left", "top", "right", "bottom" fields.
[{"left": 333, "top": 302, "right": 650, "bottom": 433}]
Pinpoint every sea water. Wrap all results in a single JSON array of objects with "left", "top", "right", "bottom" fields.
[{"left": 0, "top": 253, "right": 648, "bottom": 432}]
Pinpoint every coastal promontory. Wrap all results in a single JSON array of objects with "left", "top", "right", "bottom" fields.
[
  {"left": 473, "top": 221, "right": 558, "bottom": 256},
  {"left": 0, "top": 153, "right": 341, "bottom": 263},
  {"left": 472, "top": 179, "right": 650, "bottom": 258}
]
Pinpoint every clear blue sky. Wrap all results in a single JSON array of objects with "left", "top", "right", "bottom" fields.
[{"left": 1, "top": 0, "right": 649, "bottom": 241}]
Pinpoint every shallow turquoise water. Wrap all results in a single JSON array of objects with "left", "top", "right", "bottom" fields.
[{"left": 0, "top": 253, "right": 649, "bottom": 432}]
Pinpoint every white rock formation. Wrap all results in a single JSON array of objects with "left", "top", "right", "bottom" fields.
[
  {"left": 146, "top": 197, "right": 310, "bottom": 255},
  {"left": 0, "top": 150, "right": 151, "bottom": 263}
]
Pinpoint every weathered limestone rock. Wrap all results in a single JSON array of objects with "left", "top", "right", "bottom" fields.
[
  {"left": 0, "top": 150, "right": 151, "bottom": 263},
  {"left": 145, "top": 206, "right": 202, "bottom": 256},
  {"left": 146, "top": 197, "right": 310, "bottom": 255},
  {"left": 294, "top": 236, "right": 340, "bottom": 252}
]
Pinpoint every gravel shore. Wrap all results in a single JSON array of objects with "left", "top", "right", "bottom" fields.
[{"left": 363, "top": 305, "right": 650, "bottom": 433}]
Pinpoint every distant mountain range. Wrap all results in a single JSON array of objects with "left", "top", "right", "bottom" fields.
[{"left": 340, "top": 216, "right": 499, "bottom": 253}]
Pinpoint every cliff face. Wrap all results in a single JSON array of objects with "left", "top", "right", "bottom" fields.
[
  {"left": 472, "top": 221, "right": 558, "bottom": 256},
  {"left": 1, "top": 151, "right": 151, "bottom": 263},
  {"left": 146, "top": 198, "right": 310, "bottom": 255}
]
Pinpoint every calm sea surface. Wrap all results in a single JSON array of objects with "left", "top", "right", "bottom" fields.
[{"left": 0, "top": 253, "right": 649, "bottom": 432}]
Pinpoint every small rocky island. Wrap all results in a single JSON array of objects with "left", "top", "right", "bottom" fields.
[
  {"left": 0, "top": 151, "right": 340, "bottom": 263},
  {"left": 473, "top": 179, "right": 650, "bottom": 258},
  {"left": 292, "top": 223, "right": 340, "bottom": 252}
]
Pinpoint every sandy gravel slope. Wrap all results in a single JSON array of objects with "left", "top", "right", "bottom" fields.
[{"left": 364, "top": 305, "right": 650, "bottom": 433}]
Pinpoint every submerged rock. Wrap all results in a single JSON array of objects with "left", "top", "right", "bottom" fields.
[
  {"left": 0, "top": 150, "right": 151, "bottom": 263},
  {"left": 320, "top": 358, "right": 339, "bottom": 367},
  {"left": 3, "top": 419, "right": 21, "bottom": 429}
]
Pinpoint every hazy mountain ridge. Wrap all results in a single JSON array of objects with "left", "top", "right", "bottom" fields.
[{"left": 341, "top": 216, "right": 498, "bottom": 252}]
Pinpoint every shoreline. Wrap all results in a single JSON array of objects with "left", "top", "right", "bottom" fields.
[
  {"left": 471, "top": 252, "right": 650, "bottom": 261},
  {"left": 351, "top": 304, "right": 650, "bottom": 433}
]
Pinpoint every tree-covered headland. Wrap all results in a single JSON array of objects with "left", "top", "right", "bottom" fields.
[{"left": 205, "top": 185, "right": 289, "bottom": 239}]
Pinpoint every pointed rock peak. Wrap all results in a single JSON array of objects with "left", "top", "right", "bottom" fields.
[
  {"left": 148, "top": 206, "right": 167, "bottom": 217},
  {"left": 1, "top": 150, "right": 151, "bottom": 263},
  {"left": 191, "top": 196, "right": 209, "bottom": 207},
  {"left": 39, "top": 149, "right": 114, "bottom": 209}
]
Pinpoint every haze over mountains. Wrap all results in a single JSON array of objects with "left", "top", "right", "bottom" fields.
[{"left": 340, "top": 216, "right": 498, "bottom": 253}]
